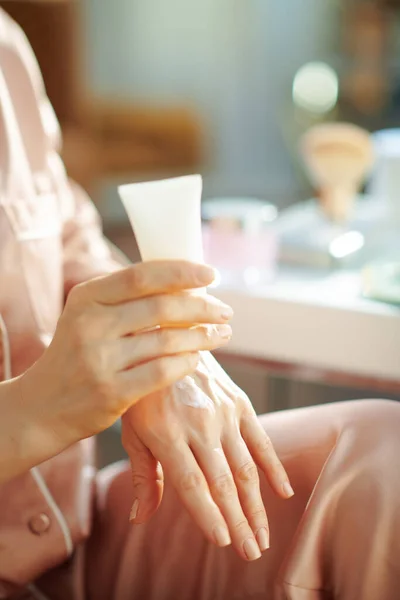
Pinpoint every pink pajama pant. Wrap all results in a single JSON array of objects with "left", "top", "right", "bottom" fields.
[{"left": 36, "top": 400, "right": 400, "bottom": 600}]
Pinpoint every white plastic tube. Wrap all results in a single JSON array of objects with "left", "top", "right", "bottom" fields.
[
  {"left": 118, "top": 175, "right": 204, "bottom": 263},
  {"left": 119, "top": 175, "right": 211, "bottom": 408}
]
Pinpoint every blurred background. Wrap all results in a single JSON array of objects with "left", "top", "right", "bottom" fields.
[
  {"left": 5, "top": 0, "right": 400, "bottom": 210},
  {"left": 2, "top": 0, "right": 400, "bottom": 464}
]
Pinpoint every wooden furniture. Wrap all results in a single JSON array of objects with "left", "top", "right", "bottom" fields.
[
  {"left": 0, "top": 0, "right": 84, "bottom": 124},
  {"left": 340, "top": 1, "right": 400, "bottom": 120}
]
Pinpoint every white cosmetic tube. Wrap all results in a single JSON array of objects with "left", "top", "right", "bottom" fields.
[{"left": 118, "top": 175, "right": 204, "bottom": 263}]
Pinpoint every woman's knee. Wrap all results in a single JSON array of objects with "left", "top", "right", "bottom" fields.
[
  {"left": 343, "top": 398, "right": 400, "bottom": 437},
  {"left": 332, "top": 399, "right": 400, "bottom": 502}
]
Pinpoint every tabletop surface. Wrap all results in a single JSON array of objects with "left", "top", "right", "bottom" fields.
[{"left": 214, "top": 268, "right": 400, "bottom": 383}]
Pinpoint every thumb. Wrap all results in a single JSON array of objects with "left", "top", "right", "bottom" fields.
[{"left": 127, "top": 434, "right": 164, "bottom": 525}]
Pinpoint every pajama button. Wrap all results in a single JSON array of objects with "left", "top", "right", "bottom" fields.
[{"left": 29, "top": 513, "right": 50, "bottom": 535}]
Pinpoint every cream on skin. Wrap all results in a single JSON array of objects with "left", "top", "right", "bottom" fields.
[{"left": 174, "top": 377, "right": 213, "bottom": 410}]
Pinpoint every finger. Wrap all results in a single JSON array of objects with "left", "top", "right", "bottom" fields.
[
  {"left": 160, "top": 442, "right": 231, "bottom": 548},
  {"left": 113, "top": 293, "right": 233, "bottom": 337},
  {"left": 124, "top": 430, "right": 164, "bottom": 524},
  {"left": 116, "top": 324, "right": 232, "bottom": 371},
  {"left": 223, "top": 429, "right": 270, "bottom": 552},
  {"left": 85, "top": 261, "right": 216, "bottom": 304},
  {"left": 191, "top": 441, "right": 261, "bottom": 561},
  {"left": 118, "top": 352, "right": 200, "bottom": 406},
  {"left": 241, "top": 413, "right": 294, "bottom": 500}
]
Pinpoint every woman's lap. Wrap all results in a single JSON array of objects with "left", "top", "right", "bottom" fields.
[{"left": 39, "top": 399, "right": 400, "bottom": 600}]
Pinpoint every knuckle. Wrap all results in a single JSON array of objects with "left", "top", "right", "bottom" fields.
[
  {"left": 236, "top": 461, "right": 259, "bottom": 484},
  {"left": 193, "top": 416, "right": 214, "bottom": 442},
  {"left": 256, "top": 434, "right": 273, "bottom": 455},
  {"left": 199, "top": 295, "right": 211, "bottom": 316},
  {"left": 96, "top": 343, "right": 115, "bottom": 374},
  {"left": 182, "top": 352, "right": 199, "bottom": 376},
  {"left": 233, "top": 519, "right": 250, "bottom": 534},
  {"left": 179, "top": 471, "right": 203, "bottom": 493},
  {"left": 221, "top": 397, "right": 236, "bottom": 417},
  {"left": 201, "top": 325, "right": 214, "bottom": 343},
  {"left": 130, "top": 467, "right": 150, "bottom": 486},
  {"left": 131, "top": 467, "right": 162, "bottom": 490},
  {"left": 152, "top": 296, "right": 171, "bottom": 323},
  {"left": 250, "top": 506, "right": 267, "bottom": 521},
  {"left": 152, "top": 358, "right": 171, "bottom": 383},
  {"left": 157, "top": 422, "right": 181, "bottom": 446},
  {"left": 157, "top": 329, "right": 176, "bottom": 354},
  {"left": 239, "top": 391, "right": 252, "bottom": 408},
  {"left": 131, "top": 478, "right": 147, "bottom": 495},
  {"left": 237, "top": 393, "right": 254, "bottom": 416},
  {"left": 269, "top": 460, "right": 286, "bottom": 481},
  {"left": 108, "top": 306, "right": 125, "bottom": 335},
  {"left": 211, "top": 473, "right": 236, "bottom": 499},
  {"left": 220, "top": 402, "right": 237, "bottom": 430},
  {"left": 125, "top": 266, "right": 147, "bottom": 294},
  {"left": 170, "top": 263, "right": 187, "bottom": 287}
]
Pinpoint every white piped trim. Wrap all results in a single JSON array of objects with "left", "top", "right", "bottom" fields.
[
  {"left": 0, "top": 313, "right": 12, "bottom": 381},
  {"left": 30, "top": 466, "right": 73, "bottom": 556}
]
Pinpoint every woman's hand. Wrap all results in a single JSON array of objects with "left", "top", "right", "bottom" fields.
[
  {"left": 122, "top": 352, "right": 294, "bottom": 562},
  {"left": 18, "top": 262, "right": 233, "bottom": 462}
]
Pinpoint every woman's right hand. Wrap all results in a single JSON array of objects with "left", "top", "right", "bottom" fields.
[{"left": 19, "top": 261, "right": 233, "bottom": 459}]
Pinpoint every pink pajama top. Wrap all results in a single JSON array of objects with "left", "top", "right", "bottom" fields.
[{"left": 0, "top": 9, "right": 122, "bottom": 596}]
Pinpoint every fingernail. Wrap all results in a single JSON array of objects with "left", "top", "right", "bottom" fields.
[
  {"left": 213, "top": 525, "right": 231, "bottom": 548},
  {"left": 196, "top": 264, "right": 217, "bottom": 284},
  {"left": 220, "top": 304, "right": 234, "bottom": 320},
  {"left": 256, "top": 527, "right": 270, "bottom": 552},
  {"left": 129, "top": 499, "right": 139, "bottom": 522},
  {"left": 243, "top": 537, "right": 262, "bottom": 561},
  {"left": 216, "top": 324, "right": 232, "bottom": 339},
  {"left": 282, "top": 481, "right": 295, "bottom": 498}
]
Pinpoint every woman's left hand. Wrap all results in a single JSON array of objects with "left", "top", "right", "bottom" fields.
[{"left": 121, "top": 352, "right": 294, "bottom": 562}]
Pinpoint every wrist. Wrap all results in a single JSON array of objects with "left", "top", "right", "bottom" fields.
[
  {"left": 0, "top": 376, "right": 58, "bottom": 483},
  {"left": 18, "top": 367, "right": 73, "bottom": 462}
]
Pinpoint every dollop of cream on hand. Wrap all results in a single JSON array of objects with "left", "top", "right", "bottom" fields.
[
  {"left": 174, "top": 375, "right": 214, "bottom": 410},
  {"left": 173, "top": 353, "right": 232, "bottom": 412}
]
